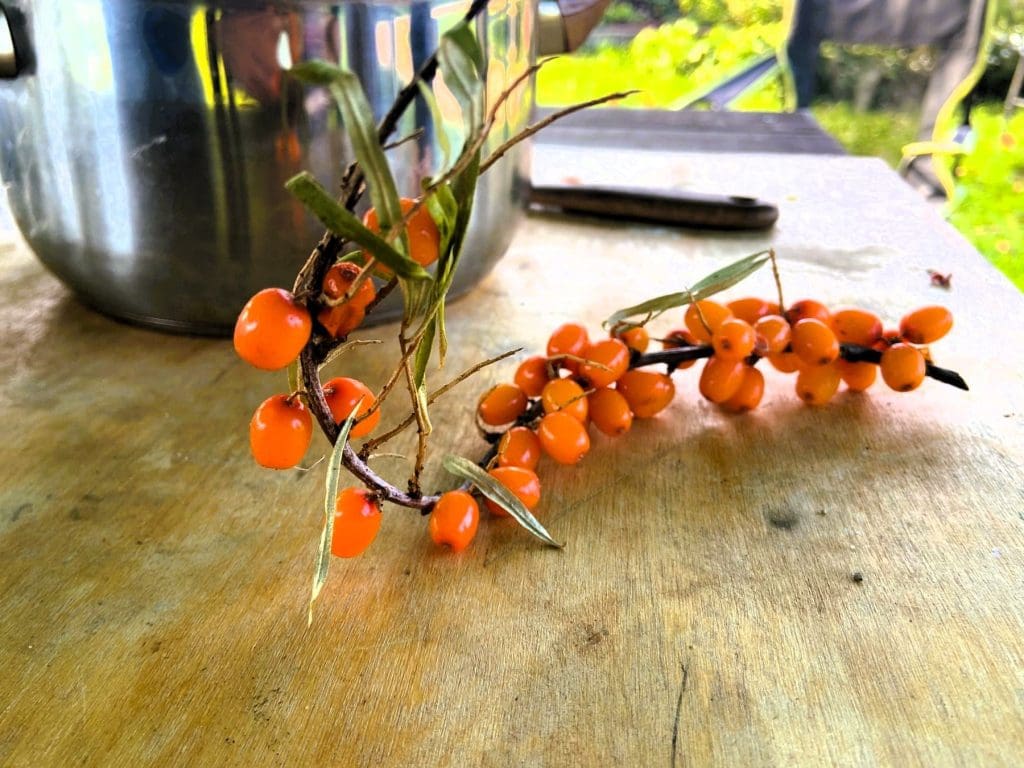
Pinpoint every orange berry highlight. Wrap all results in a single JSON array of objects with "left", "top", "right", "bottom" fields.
[
  {"left": 588, "top": 388, "right": 634, "bottom": 436},
  {"left": 364, "top": 197, "right": 441, "bottom": 272},
  {"left": 616, "top": 326, "right": 650, "bottom": 353},
  {"left": 880, "top": 343, "right": 927, "bottom": 392},
  {"left": 727, "top": 297, "right": 777, "bottom": 325},
  {"left": 318, "top": 262, "right": 377, "bottom": 338},
  {"left": 541, "top": 378, "right": 589, "bottom": 423},
  {"left": 836, "top": 360, "right": 877, "bottom": 392},
  {"left": 899, "top": 306, "right": 953, "bottom": 345},
  {"left": 429, "top": 491, "right": 479, "bottom": 552},
  {"left": 617, "top": 370, "right": 675, "bottom": 418},
  {"left": 331, "top": 487, "right": 382, "bottom": 558},
  {"left": 684, "top": 300, "right": 732, "bottom": 343},
  {"left": 580, "top": 338, "right": 630, "bottom": 388},
  {"left": 323, "top": 377, "right": 380, "bottom": 438},
  {"left": 538, "top": 411, "right": 591, "bottom": 465},
  {"left": 698, "top": 356, "right": 746, "bottom": 403},
  {"left": 791, "top": 318, "right": 840, "bottom": 366},
  {"left": 249, "top": 394, "right": 312, "bottom": 469},
  {"left": 785, "top": 299, "right": 831, "bottom": 326},
  {"left": 795, "top": 364, "right": 841, "bottom": 405},
  {"left": 711, "top": 317, "right": 757, "bottom": 361},
  {"left": 547, "top": 323, "right": 590, "bottom": 372},
  {"left": 754, "top": 314, "right": 791, "bottom": 356},
  {"left": 486, "top": 466, "right": 541, "bottom": 517},
  {"left": 477, "top": 383, "right": 528, "bottom": 426},
  {"left": 514, "top": 356, "right": 551, "bottom": 398},
  {"left": 234, "top": 288, "right": 311, "bottom": 371},
  {"left": 497, "top": 426, "right": 542, "bottom": 471},
  {"left": 831, "top": 307, "right": 882, "bottom": 347},
  {"left": 722, "top": 366, "right": 765, "bottom": 412}
]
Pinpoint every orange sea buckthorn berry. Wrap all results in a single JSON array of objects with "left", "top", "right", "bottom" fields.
[
  {"left": 234, "top": 288, "right": 311, "bottom": 370},
  {"left": 754, "top": 314, "right": 791, "bottom": 356},
  {"left": 831, "top": 307, "right": 882, "bottom": 347},
  {"left": 899, "top": 306, "right": 953, "bottom": 345},
  {"left": 538, "top": 411, "right": 591, "bottom": 465},
  {"left": 711, "top": 317, "right": 757, "bottom": 361},
  {"left": 880, "top": 343, "right": 927, "bottom": 392},
  {"left": 791, "top": 318, "right": 840, "bottom": 366},
  {"left": 323, "top": 262, "right": 376, "bottom": 308},
  {"left": 617, "top": 370, "right": 675, "bottom": 418},
  {"left": 698, "top": 356, "right": 746, "bottom": 404},
  {"left": 485, "top": 466, "right": 541, "bottom": 517},
  {"left": 249, "top": 394, "right": 312, "bottom": 469},
  {"left": 722, "top": 366, "right": 765, "bottom": 413},
  {"left": 615, "top": 326, "right": 650, "bottom": 353},
  {"left": 497, "top": 426, "right": 542, "bottom": 471},
  {"left": 541, "top": 378, "right": 589, "bottom": 423},
  {"left": 727, "top": 297, "right": 777, "bottom": 325},
  {"left": 547, "top": 323, "right": 590, "bottom": 372},
  {"left": 317, "top": 262, "right": 377, "bottom": 338},
  {"left": 795, "top": 364, "right": 841, "bottom": 405},
  {"left": 769, "top": 350, "right": 803, "bottom": 373},
  {"left": 662, "top": 328, "right": 699, "bottom": 369},
  {"left": 580, "top": 338, "right": 630, "bottom": 388},
  {"left": 684, "top": 300, "right": 733, "bottom": 343},
  {"left": 364, "top": 198, "right": 441, "bottom": 274},
  {"left": 428, "top": 491, "right": 479, "bottom": 552},
  {"left": 331, "top": 487, "right": 382, "bottom": 558},
  {"left": 318, "top": 302, "right": 365, "bottom": 339},
  {"left": 836, "top": 359, "right": 877, "bottom": 392},
  {"left": 785, "top": 299, "right": 831, "bottom": 326},
  {"left": 477, "top": 383, "right": 528, "bottom": 426},
  {"left": 323, "top": 377, "right": 380, "bottom": 438},
  {"left": 514, "top": 356, "right": 551, "bottom": 398},
  {"left": 588, "top": 388, "right": 634, "bottom": 436}
]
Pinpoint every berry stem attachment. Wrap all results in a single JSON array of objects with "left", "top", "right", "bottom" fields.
[{"left": 839, "top": 344, "right": 969, "bottom": 390}]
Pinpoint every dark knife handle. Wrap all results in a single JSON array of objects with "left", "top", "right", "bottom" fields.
[{"left": 529, "top": 184, "right": 779, "bottom": 231}]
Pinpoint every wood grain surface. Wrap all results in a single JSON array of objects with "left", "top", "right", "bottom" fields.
[{"left": 1, "top": 151, "right": 1023, "bottom": 767}]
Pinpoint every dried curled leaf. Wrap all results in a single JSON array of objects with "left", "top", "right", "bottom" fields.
[{"left": 443, "top": 455, "right": 562, "bottom": 548}]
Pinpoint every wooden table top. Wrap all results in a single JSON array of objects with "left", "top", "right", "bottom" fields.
[{"left": 2, "top": 148, "right": 1023, "bottom": 766}]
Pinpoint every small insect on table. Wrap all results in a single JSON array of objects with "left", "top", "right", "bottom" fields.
[{"left": 1, "top": 144, "right": 1022, "bottom": 766}]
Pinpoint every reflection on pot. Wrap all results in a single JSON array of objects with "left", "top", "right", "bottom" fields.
[{"left": 0, "top": 0, "right": 534, "bottom": 334}]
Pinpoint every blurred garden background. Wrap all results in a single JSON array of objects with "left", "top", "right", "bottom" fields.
[{"left": 537, "top": 0, "right": 1024, "bottom": 290}]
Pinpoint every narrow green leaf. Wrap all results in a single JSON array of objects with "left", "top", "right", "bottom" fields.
[
  {"left": 438, "top": 28, "right": 484, "bottom": 134},
  {"left": 688, "top": 249, "right": 773, "bottom": 297},
  {"left": 417, "top": 81, "right": 452, "bottom": 169},
  {"left": 308, "top": 402, "right": 362, "bottom": 626},
  {"left": 286, "top": 361, "right": 300, "bottom": 395},
  {"left": 285, "top": 172, "right": 429, "bottom": 280},
  {"left": 412, "top": 319, "right": 436, "bottom": 435},
  {"left": 436, "top": 298, "right": 448, "bottom": 368},
  {"left": 443, "top": 455, "right": 562, "bottom": 548},
  {"left": 603, "top": 249, "right": 771, "bottom": 329}
]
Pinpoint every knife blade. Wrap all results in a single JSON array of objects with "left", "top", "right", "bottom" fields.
[{"left": 529, "top": 184, "right": 779, "bottom": 231}]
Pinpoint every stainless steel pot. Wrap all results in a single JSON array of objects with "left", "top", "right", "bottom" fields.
[{"left": 0, "top": 0, "right": 605, "bottom": 334}]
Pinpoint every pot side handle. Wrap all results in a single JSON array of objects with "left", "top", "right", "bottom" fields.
[
  {"left": 537, "top": 0, "right": 612, "bottom": 56},
  {"left": 1, "top": 3, "right": 22, "bottom": 78}
]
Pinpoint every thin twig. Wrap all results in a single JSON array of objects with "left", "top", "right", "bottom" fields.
[
  {"left": 769, "top": 248, "right": 785, "bottom": 316},
  {"left": 479, "top": 90, "right": 639, "bottom": 174},
  {"left": 360, "top": 347, "right": 522, "bottom": 454},
  {"left": 382, "top": 128, "right": 425, "bottom": 151}
]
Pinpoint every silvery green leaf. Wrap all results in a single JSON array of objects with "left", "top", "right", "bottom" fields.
[
  {"left": 308, "top": 402, "right": 361, "bottom": 625},
  {"left": 443, "top": 455, "right": 562, "bottom": 548}
]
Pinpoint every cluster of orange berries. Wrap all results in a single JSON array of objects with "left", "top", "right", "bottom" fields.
[
  {"left": 675, "top": 297, "right": 953, "bottom": 407},
  {"left": 234, "top": 199, "right": 444, "bottom": 559},
  {"left": 454, "top": 297, "right": 955, "bottom": 554}
]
